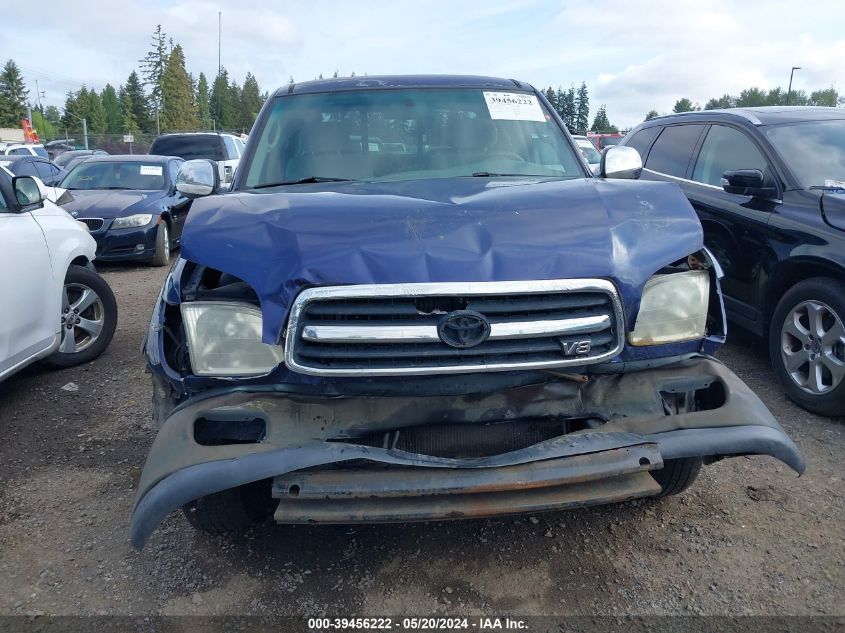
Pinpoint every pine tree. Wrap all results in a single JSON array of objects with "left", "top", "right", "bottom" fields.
[
  {"left": 672, "top": 98, "right": 698, "bottom": 113},
  {"left": 196, "top": 73, "right": 212, "bottom": 129},
  {"left": 101, "top": 84, "right": 122, "bottom": 134},
  {"left": 140, "top": 25, "right": 168, "bottom": 132},
  {"left": 239, "top": 72, "right": 263, "bottom": 131},
  {"left": 575, "top": 82, "right": 589, "bottom": 133},
  {"left": 61, "top": 87, "right": 89, "bottom": 135},
  {"left": 86, "top": 90, "right": 107, "bottom": 135},
  {"left": 555, "top": 87, "right": 565, "bottom": 119},
  {"left": 210, "top": 69, "right": 233, "bottom": 130},
  {"left": 0, "top": 59, "right": 29, "bottom": 127},
  {"left": 160, "top": 44, "right": 199, "bottom": 132},
  {"left": 543, "top": 87, "right": 557, "bottom": 114},
  {"left": 120, "top": 92, "right": 139, "bottom": 136},
  {"left": 562, "top": 85, "right": 577, "bottom": 132},
  {"left": 229, "top": 80, "right": 242, "bottom": 130},
  {"left": 590, "top": 105, "right": 610, "bottom": 132},
  {"left": 120, "top": 71, "right": 152, "bottom": 132},
  {"left": 645, "top": 110, "right": 659, "bottom": 121}
]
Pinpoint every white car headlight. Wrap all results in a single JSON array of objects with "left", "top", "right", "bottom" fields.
[
  {"left": 629, "top": 270, "right": 710, "bottom": 346},
  {"left": 181, "top": 302, "right": 285, "bottom": 376},
  {"left": 112, "top": 214, "right": 154, "bottom": 229}
]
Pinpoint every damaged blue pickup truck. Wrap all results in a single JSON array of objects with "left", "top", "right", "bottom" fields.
[{"left": 131, "top": 76, "right": 804, "bottom": 549}]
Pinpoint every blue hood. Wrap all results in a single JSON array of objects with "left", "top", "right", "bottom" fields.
[
  {"left": 180, "top": 177, "right": 702, "bottom": 343},
  {"left": 59, "top": 189, "right": 167, "bottom": 219}
]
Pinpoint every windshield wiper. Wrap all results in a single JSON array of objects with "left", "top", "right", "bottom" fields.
[
  {"left": 810, "top": 184, "right": 845, "bottom": 192},
  {"left": 470, "top": 172, "right": 553, "bottom": 178},
  {"left": 253, "top": 176, "right": 356, "bottom": 189},
  {"left": 99, "top": 186, "right": 131, "bottom": 190}
]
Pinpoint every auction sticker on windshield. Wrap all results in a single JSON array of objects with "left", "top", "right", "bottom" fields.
[
  {"left": 140, "top": 165, "right": 163, "bottom": 176},
  {"left": 483, "top": 92, "right": 546, "bottom": 122}
]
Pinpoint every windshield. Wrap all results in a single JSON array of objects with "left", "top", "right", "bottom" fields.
[
  {"left": 766, "top": 120, "right": 845, "bottom": 189},
  {"left": 151, "top": 135, "right": 223, "bottom": 161},
  {"left": 242, "top": 88, "right": 583, "bottom": 188},
  {"left": 61, "top": 161, "right": 166, "bottom": 190},
  {"left": 575, "top": 138, "right": 601, "bottom": 164}
]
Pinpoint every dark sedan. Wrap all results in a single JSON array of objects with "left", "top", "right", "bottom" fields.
[
  {"left": 0, "top": 154, "right": 65, "bottom": 186},
  {"left": 622, "top": 106, "right": 845, "bottom": 416},
  {"left": 53, "top": 149, "right": 108, "bottom": 168},
  {"left": 58, "top": 155, "right": 189, "bottom": 266}
]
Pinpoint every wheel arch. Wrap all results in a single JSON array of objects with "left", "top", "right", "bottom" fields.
[{"left": 763, "top": 257, "right": 845, "bottom": 333}]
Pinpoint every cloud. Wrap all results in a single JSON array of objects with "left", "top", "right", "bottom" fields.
[{"left": 1, "top": 0, "right": 843, "bottom": 128}]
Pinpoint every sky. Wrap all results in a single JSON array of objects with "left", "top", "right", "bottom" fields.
[{"left": 1, "top": 0, "right": 844, "bottom": 128}]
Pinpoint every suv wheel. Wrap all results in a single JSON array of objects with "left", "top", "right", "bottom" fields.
[
  {"left": 769, "top": 277, "right": 845, "bottom": 417},
  {"left": 44, "top": 265, "right": 118, "bottom": 368}
]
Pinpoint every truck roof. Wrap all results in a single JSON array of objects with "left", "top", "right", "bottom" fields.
[{"left": 278, "top": 75, "right": 534, "bottom": 96}]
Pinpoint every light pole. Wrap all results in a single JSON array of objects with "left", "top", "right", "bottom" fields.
[
  {"left": 65, "top": 112, "right": 89, "bottom": 149},
  {"left": 786, "top": 66, "right": 801, "bottom": 105}
]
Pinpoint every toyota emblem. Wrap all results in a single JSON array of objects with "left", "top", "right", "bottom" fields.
[{"left": 437, "top": 310, "right": 491, "bottom": 349}]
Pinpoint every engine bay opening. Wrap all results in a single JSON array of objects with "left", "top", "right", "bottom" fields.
[{"left": 330, "top": 416, "right": 605, "bottom": 459}]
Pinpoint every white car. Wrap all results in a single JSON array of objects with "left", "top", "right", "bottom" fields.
[
  {"left": 572, "top": 135, "right": 602, "bottom": 175},
  {"left": 0, "top": 142, "right": 49, "bottom": 158},
  {"left": 149, "top": 132, "right": 243, "bottom": 188},
  {"left": 0, "top": 171, "right": 117, "bottom": 382}
]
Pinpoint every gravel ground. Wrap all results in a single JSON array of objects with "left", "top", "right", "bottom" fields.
[{"left": 0, "top": 259, "right": 842, "bottom": 617}]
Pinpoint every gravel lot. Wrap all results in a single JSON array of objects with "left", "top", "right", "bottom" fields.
[{"left": 0, "top": 259, "right": 842, "bottom": 617}]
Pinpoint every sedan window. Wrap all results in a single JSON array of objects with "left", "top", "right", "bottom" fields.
[
  {"left": 692, "top": 125, "right": 768, "bottom": 187},
  {"left": 645, "top": 124, "right": 706, "bottom": 178}
]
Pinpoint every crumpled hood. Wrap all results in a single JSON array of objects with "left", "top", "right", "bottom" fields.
[
  {"left": 58, "top": 189, "right": 166, "bottom": 219},
  {"left": 180, "top": 177, "right": 702, "bottom": 343}
]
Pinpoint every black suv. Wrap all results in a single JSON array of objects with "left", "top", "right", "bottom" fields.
[{"left": 622, "top": 107, "right": 845, "bottom": 417}]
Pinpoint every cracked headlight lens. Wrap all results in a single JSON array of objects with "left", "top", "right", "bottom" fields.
[
  {"left": 181, "top": 301, "right": 285, "bottom": 376},
  {"left": 629, "top": 270, "right": 710, "bottom": 346}
]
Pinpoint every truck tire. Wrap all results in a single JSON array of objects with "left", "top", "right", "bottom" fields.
[
  {"left": 150, "top": 221, "right": 170, "bottom": 267},
  {"left": 768, "top": 277, "right": 845, "bottom": 417},
  {"left": 651, "top": 457, "right": 702, "bottom": 497},
  {"left": 181, "top": 480, "right": 275, "bottom": 535},
  {"left": 44, "top": 265, "right": 118, "bottom": 368}
]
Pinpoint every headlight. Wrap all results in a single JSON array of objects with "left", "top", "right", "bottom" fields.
[
  {"left": 181, "top": 302, "right": 285, "bottom": 376},
  {"left": 111, "top": 214, "right": 154, "bottom": 229},
  {"left": 629, "top": 270, "right": 710, "bottom": 346}
]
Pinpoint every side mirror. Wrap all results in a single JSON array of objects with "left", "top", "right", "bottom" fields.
[
  {"left": 12, "top": 176, "right": 44, "bottom": 210},
  {"left": 721, "top": 169, "right": 777, "bottom": 198},
  {"left": 599, "top": 146, "right": 642, "bottom": 179},
  {"left": 176, "top": 159, "right": 219, "bottom": 198}
]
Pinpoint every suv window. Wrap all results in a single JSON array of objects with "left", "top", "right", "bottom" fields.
[
  {"left": 692, "top": 125, "right": 768, "bottom": 187},
  {"left": 222, "top": 135, "right": 238, "bottom": 159},
  {"left": 150, "top": 135, "right": 223, "bottom": 161},
  {"left": 625, "top": 126, "right": 661, "bottom": 162},
  {"left": 12, "top": 160, "right": 38, "bottom": 177},
  {"left": 645, "top": 124, "right": 705, "bottom": 178}
]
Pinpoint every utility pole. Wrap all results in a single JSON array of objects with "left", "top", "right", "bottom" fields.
[
  {"left": 218, "top": 12, "right": 222, "bottom": 75},
  {"left": 786, "top": 66, "right": 801, "bottom": 105},
  {"left": 82, "top": 118, "right": 88, "bottom": 149}
]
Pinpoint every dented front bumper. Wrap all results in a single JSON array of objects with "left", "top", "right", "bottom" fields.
[{"left": 130, "top": 357, "right": 804, "bottom": 549}]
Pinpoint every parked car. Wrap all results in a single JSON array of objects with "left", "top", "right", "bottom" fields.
[
  {"left": 58, "top": 155, "right": 188, "bottom": 266},
  {"left": 54, "top": 149, "right": 108, "bottom": 169},
  {"left": 149, "top": 132, "right": 243, "bottom": 188},
  {"left": 44, "top": 140, "right": 76, "bottom": 159},
  {"left": 129, "top": 75, "right": 803, "bottom": 550},
  {"left": 622, "top": 106, "right": 845, "bottom": 416},
  {"left": 0, "top": 169, "right": 117, "bottom": 381},
  {"left": 572, "top": 134, "right": 602, "bottom": 174},
  {"left": 587, "top": 132, "right": 623, "bottom": 150},
  {"left": 0, "top": 142, "right": 49, "bottom": 158},
  {"left": 0, "top": 154, "right": 66, "bottom": 186}
]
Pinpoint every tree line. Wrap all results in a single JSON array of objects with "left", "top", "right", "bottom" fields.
[
  {"left": 645, "top": 85, "right": 844, "bottom": 121},
  {"left": 0, "top": 25, "right": 267, "bottom": 146}
]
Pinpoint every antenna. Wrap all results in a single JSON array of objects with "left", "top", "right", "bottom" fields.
[{"left": 218, "top": 11, "right": 222, "bottom": 76}]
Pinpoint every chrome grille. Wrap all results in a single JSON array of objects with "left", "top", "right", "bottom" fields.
[
  {"left": 285, "top": 280, "right": 624, "bottom": 376},
  {"left": 79, "top": 217, "right": 104, "bottom": 232}
]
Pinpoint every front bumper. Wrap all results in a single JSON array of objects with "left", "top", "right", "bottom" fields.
[
  {"left": 91, "top": 223, "right": 158, "bottom": 262},
  {"left": 130, "top": 357, "right": 804, "bottom": 549}
]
